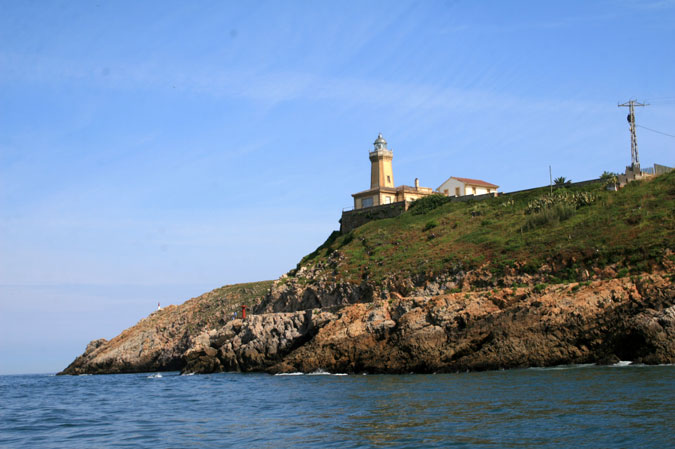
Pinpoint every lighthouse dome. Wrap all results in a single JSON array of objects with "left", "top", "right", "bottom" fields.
[{"left": 373, "top": 133, "right": 388, "bottom": 150}]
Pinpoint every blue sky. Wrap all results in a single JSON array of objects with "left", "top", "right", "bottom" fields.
[{"left": 1, "top": 1, "right": 674, "bottom": 374}]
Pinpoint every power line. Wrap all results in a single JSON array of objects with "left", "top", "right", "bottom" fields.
[{"left": 637, "top": 124, "right": 675, "bottom": 139}]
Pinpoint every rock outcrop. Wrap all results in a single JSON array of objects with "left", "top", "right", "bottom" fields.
[
  {"left": 182, "top": 273, "right": 675, "bottom": 374},
  {"left": 59, "top": 281, "right": 273, "bottom": 375}
]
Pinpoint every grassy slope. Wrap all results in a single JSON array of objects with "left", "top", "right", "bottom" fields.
[
  {"left": 173, "top": 280, "right": 275, "bottom": 334},
  {"left": 297, "top": 172, "right": 674, "bottom": 286}
]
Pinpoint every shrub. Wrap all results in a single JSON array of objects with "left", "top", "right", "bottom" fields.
[
  {"left": 524, "top": 203, "right": 576, "bottom": 230},
  {"left": 600, "top": 171, "right": 619, "bottom": 188},
  {"left": 423, "top": 220, "right": 438, "bottom": 231},
  {"left": 339, "top": 232, "right": 354, "bottom": 247},
  {"left": 534, "top": 283, "right": 547, "bottom": 293},
  {"left": 408, "top": 194, "right": 451, "bottom": 215}
]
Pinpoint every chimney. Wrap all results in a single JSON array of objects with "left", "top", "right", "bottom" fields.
[{"left": 414, "top": 178, "right": 420, "bottom": 189}]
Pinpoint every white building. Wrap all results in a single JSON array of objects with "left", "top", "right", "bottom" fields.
[{"left": 437, "top": 176, "right": 499, "bottom": 197}]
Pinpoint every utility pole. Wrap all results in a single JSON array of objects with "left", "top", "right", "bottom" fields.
[
  {"left": 618, "top": 99, "right": 648, "bottom": 170},
  {"left": 549, "top": 165, "right": 552, "bottom": 194}
]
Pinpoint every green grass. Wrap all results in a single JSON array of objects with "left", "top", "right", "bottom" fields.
[
  {"left": 293, "top": 172, "right": 675, "bottom": 285},
  {"left": 182, "top": 280, "right": 274, "bottom": 332}
]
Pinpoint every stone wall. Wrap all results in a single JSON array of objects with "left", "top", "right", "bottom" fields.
[{"left": 340, "top": 201, "right": 407, "bottom": 233}]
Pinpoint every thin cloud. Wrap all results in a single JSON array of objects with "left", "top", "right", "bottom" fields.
[{"left": 0, "top": 50, "right": 607, "bottom": 120}]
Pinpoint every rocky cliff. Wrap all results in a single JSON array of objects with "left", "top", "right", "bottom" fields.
[
  {"left": 61, "top": 173, "right": 675, "bottom": 375},
  {"left": 59, "top": 281, "right": 273, "bottom": 375},
  {"left": 183, "top": 273, "right": 674, "bottom": 374}
]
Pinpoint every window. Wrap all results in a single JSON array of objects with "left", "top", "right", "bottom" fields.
[
  {"left": 443, "top": 189, "right": 449, "bottom": 195},
  {"left": 487, "top": 189, "right": 491, "bottom": 193},
  {"left": 455, "top": 187, "right": 460, "bottom": 197},
  {"left": 362, "top": 197, "right": 373, "bottom": 208},
  {"left": 386, "top": 175, "right": 391, "bottom": 184},
  {"left": 384, "top": 196, "right": 392, "bottom": 204},
  {"left": 471, "top": 187, "right": 475, "bottom": 195}
]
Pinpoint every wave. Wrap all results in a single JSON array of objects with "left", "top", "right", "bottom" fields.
[
  {"left": 613, "top": 361, "right": 632, "bottom": 367},
  {"left": 528, "top": 363, "right": 596, "bottom": 371},
  {"left": 275, "top": 370, "right": 348, "bottom": 376},
  {"left": 309, "top": 369, "right": 348, "bottom": 376},
  {"left": 147, "top": 373, "right": 163, "bottom": 378}
]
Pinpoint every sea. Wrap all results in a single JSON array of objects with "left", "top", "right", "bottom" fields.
[{"left": 1, "top": 364, "right": 673, "bottom": 448}]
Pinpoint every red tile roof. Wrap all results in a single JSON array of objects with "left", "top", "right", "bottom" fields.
[{"left": 452, "top": 177, "right": 499, "bottom": 188}]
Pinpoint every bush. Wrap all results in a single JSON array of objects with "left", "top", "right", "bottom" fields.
[
  {"left": 534, "top": 283, "right": 547, "bottom": 293},
  {"left": 524, "top": 203, "right": 576, "bottom": 231},
  {"left": 423, "top": 220, "right": 438, "bottom": 231},
  {"left": 408, "top": 194, "right": 451, "bottom": 215},
  {"left": 600, "top": 171, "right": 619, "bottom": 188}
]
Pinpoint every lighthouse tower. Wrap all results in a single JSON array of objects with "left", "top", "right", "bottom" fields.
[
  {"left": 349, "top": 133, "right": 433, "bottom": 211},
  {"left": 369, "top": 133, "right": 394, "bottom": 189}
]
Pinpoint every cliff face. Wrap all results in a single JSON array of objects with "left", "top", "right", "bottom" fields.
[{"left": 183, "top": 273, "right": 675, "bottom": 374}]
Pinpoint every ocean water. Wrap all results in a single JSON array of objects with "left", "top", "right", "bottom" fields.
[{"left": 1, "top": 365, "right": 673, "bottom": 448}]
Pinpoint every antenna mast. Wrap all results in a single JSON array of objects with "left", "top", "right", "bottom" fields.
[{"left": 618, "top": 99, "right": 648, "bottom": 169}]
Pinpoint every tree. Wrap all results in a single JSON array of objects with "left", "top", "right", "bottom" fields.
[
  {"left": 554, "top": 176, "right": 572, "bottom": 187},
  {"left": 600, "top": 171, "right": 619, "bottom": 188}
]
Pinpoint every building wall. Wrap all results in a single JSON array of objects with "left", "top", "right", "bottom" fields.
[
  {"left": 355, "top": 192, "right": 396, "bottom": 209},
  {"left": 438, "top": 178, "right": 465, "bottom": 197},
  {"left": 355, "top": 189, "right": 429, "bottom": 210},
  {"left": 472, "top": 185, "right": 494, "bottom": 195},
  {"left": 398, "top": 190, "right": 431, "bottom": 203},
  {"left": 378, "top": 192, "right": 395, "bottom": 205},
  {"left": 438, "top": 178, "right": 497, "bottom": 197},
  {"left": 355, "top": 195, "right": 376, "bottom": 209}
]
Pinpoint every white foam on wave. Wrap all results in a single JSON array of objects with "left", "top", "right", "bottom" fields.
[
  {"left": 528, "top": 363, "right": 596, "bottom": 371},
  {"left": 613, "top": 361, "right": 633, "bottom": 367},
  {"left": 309, "top": 369, "right": 348, "bottom": 376},
  {"left": 147, "top": 373, "right": 163, "bottom": 378},
  {"left": 180, "top": 372, "right": 195, "bottom": 376},
  {"left": 275, "top": 370, "right": 348, "bottom": 376}
]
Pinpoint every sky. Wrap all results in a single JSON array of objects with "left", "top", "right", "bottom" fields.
[{"left": 1, "top": 0, "right": 674, "bottom": 374}]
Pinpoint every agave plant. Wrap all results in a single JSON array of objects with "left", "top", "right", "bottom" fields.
[{"left": 526, "top": 191, "right": 596, "bottom": 215}]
